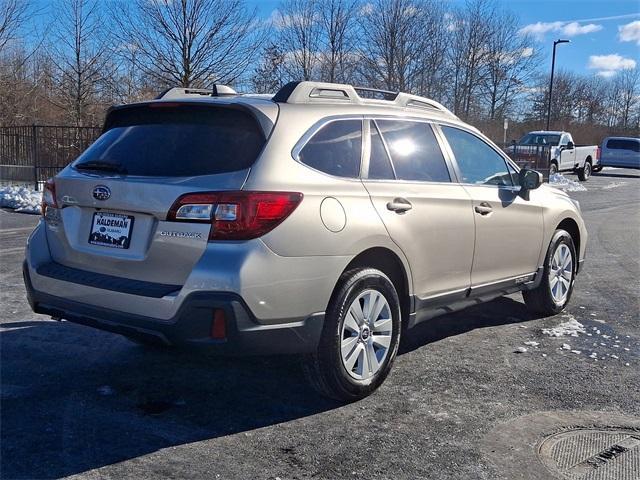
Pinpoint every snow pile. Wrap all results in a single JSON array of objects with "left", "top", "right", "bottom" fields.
[
  {"left": 549, "top": 173, "right": 587, "bottom": 192},
  {"left": 0, "top": 185, "right": 41, "bottom": 214},
  {"left": 542, "top": 318, "right": 586, "bottom": 337}
]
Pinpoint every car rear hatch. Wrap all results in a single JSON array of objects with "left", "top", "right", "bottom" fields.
[{"left": 43, "top": 101, "right": 276, "bottom": 287}]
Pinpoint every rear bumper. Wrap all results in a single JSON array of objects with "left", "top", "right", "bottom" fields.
[{"left": 23, "top": 261, "right": 324, "bottom": 355}]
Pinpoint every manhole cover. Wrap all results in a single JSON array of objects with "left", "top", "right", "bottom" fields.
[{"left": 538, "top": 428, "right": 640, "bottom": 480}]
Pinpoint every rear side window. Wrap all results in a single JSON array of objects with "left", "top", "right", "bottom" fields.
[
  {"left": 298, "top": 120, "right": 362, "bottom": 178},
  {"left": 376, "top": 120, "right": 450, "bottom": 182},
  {"left": 73, "top": 105, "right": 265, "bottom": 177},
  {"left": 606, "top": 139, "right": 639, "bottom": 152},
  {"left": 441, "top": 126, "right": 513, "bottom": 186}
]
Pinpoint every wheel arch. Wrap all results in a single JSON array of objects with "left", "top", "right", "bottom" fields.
[
  {"left": 337, "top": 247, "right": 412, "bottom": 326},
  {"left": 556, "top": 217, "right": 580, "bottom": 264}
]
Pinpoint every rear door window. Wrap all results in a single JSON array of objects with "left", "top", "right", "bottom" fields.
[
  {"left": 298, "top": 119, "right": 362, "bottom": 178},
  {"left": 376, "top": 120, "right": 450, "bottom": 182},
  {"left": 73, "top": 105, "right": 265, "bottom": 177},
  {"left": 441, "top": 126, "right": 513, "bottom": 187}
]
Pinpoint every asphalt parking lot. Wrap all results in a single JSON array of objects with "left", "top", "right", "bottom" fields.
[{"left": 1, "top": 169, "right": 639, "bottom": 480}]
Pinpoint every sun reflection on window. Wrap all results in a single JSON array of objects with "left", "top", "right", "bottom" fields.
[{"left": 389, "top": 138, "right": 417, "bottom": 156}]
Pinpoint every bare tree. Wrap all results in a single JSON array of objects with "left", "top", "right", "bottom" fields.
[
  {"left": 47, "top": 0, "right": 112, "bottom": 126},
  {"left": 447, "top": 0, "right": 496, "bottom": 119},
  {"left": 357, "top": 0, "right": 430, "bottom": 92},
  {"left": 412, "top": 0, "right": 448, "bottom": 101},
  {"left": 251, "top": 43, "right": 287, "bottom": 93},
  {"left": 275, "top": 0, "right": 321, "bottom": 81},
  {"left": 0, "top": 0, "right": 30, "bottom": 51},
  {"left": 113, "top": 0, "right": 263, "bottom": 88},
  {"left": 612, "top": 68, "right": 640, "bottom": 129},
  {"left": 318, "top": 0, "right": 358, "bottom": 83},
  {"left": 482, "top": 10, "right": 538, "bottom": 120}
]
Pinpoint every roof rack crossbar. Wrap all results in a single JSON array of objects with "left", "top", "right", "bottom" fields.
[{"left": 273, "top": 81, "right": 457, "bottom": 118}]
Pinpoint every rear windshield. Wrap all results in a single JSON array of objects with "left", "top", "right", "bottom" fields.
[
  {"left": 518, "top": 133, "right": 560, "bottom": 146},
  {"left": 73, "top": 105, "right": 265, "bottom": 177},
  {"left": 606, "top": 139, "right": 639, "bottom": 152}
]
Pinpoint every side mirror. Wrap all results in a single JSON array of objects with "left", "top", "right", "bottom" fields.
[
  {"left": 566, "top": 141, "right": 575, "bottom": 150},
  {"left": 519, "top": 168, "right": 543, "bottom": 191}
]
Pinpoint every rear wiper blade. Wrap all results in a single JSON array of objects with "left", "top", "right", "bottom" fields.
[{"left": 75, "top": 161, "right": 127, "bottom": 174}]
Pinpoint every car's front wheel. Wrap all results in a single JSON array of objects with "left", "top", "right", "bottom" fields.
[
  {"left": 523, "top": 229, "right": 576, "bottom": 316},
  {"left": 303, "top": 268, "right": 401, "bottom": 402}
]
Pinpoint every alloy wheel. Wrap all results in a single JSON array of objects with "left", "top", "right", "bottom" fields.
[
  {"left": 549, "top": 243, "right": 573, "bottom": 304},
  {"left": 340, "top": 289, "right": 393, "bottom": 380}
]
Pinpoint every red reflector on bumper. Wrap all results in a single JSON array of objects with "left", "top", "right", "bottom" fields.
[{"left": 211, "top": 309, "right": 226, "bottom": 339}]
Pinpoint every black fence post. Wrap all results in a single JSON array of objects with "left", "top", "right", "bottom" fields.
[{"left": 31, "top": 124, "right": 39, "bottom": 191}]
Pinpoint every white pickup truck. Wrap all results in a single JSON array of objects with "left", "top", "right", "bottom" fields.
[{"left": 515, "top": 131, "right": 600, "bottom": 181}]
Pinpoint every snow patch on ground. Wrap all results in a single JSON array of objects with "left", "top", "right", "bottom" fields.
[
  {"left": 601, "top": 181, "right": 627, "bottom": 190},
  {"left": 549, "top": 173, "right": 587, "bottom": 192},
  {"left": 0, "top": 186, "right": 41, "bottom": 214},
  {"left": 542, "top": 317, "right": 586, "bottom": 337}
]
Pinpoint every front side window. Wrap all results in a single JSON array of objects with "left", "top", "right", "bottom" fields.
[
  {"left": 441, "top": 126, "right": 513, "bottom": 187},
  {"left": 376, "top": 120, "right": 450, "bottom": 182},
  {"left": 298, "top": 120, "right": 362, "bottom": 178}
]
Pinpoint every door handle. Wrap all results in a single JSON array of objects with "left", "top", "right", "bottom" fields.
[
  {"left": 386, "top": 198, "right": 413, "bottom": 213},
  {"left": 474, "top": 202, "right": 493, "bottom": 215}
]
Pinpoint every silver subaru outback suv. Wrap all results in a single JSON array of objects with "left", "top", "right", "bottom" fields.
[{"left": 24, "top": 81, "right": 587, "bottom": 401}]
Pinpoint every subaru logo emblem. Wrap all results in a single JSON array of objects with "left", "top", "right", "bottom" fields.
[{"left": 92, "top": 185, "right": 111, "bottom": 201}]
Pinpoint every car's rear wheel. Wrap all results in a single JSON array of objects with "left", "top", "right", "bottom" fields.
[
  {"left": 303, "top": 268, "right": 401, "bottom": 402},
  {"left": 578, "top": 160, "right": 591, "bottom": 181},
  {"left": 549, "top": 161, "right": 558, "bottom": 176},
  {"left": 523, "top": 229, "right": 576, "bottom": 316}
]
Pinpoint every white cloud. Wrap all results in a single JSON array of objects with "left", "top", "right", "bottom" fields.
[
  {"left": 521, "top": 47, "right": 534, "bottom": 58},
  {"left": 596, "top": 70, "right": 617, "bottom": 78},
  {"left": 519, "top": 21, "right": 602, "bottom": 40},
  {"left": 561, "top": 22, "right": 602, "bottom": 36},
  {"left": 619, "top": 20, "right": 640, "bottom": 45},
  {"left": 588, "top": 54, "right": 637, "bottom": 78}
]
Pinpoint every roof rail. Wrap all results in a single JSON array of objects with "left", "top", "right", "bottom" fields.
[
  {"left": 272, "top": 81, "right": 457, "bottom": 118},
  {"left": 156, "top": 85, "right": 237, "bottom": 100}
]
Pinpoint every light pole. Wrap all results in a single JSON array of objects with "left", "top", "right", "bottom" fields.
[{"left": 546, "top": 39, "right": 570, "bottom": 131}]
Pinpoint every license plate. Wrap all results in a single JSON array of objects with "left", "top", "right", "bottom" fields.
[{"left": 88, "top": 212, "right": 134, "bottom": 249}]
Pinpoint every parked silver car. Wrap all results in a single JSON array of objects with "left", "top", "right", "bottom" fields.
[{"left": 24, "top": 81, "right": 587, "bottom": 401}]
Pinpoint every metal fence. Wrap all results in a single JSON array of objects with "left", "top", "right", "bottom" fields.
[
  {"left": 502, "top": 143, "right": 552, "bottom": 181},
  {"left": 0, "top": 125, "right": 101, "bottom": 189}
]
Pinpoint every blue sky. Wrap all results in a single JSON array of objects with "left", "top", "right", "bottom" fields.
[{"left": 249, "top": 0, "right": 640, "bottom": 78}]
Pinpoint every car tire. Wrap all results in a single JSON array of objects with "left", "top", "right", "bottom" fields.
[
  {"left": 523, "top": 229, "right": 577, "bottom": 316},
  {"left": 549, "top": 161, "right": 558, "bottom": 176},
  {"left": 577, "top": 160, "right": 591, "bottom": 181},
  {"left": 303, "top": 268, "right": 401, "bottom": 402}
]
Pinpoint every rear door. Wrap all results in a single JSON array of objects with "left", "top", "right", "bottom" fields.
[
  {"left": 362, "top": 119, "right": 475, "bottom": 304},
  {"left": 46, "top": 103, "right": 270, "bottom": 285},
  {"left": 438, "top": 125, "right": 544, "bottom": 289}
]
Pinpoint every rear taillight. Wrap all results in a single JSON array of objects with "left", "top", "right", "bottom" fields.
[
  {"left": 41, "top": 178, "right": 57, "bottom": 216},
  {"left": 167, "top": 191, "right": 303, "bottom": 240},
  {"left": 596, "top": 147, "right": 601, "bottom": 160}
]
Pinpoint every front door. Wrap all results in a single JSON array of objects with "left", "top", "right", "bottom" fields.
[{"left": 438, "top": 125, "right": 544, "bottom": 288}]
